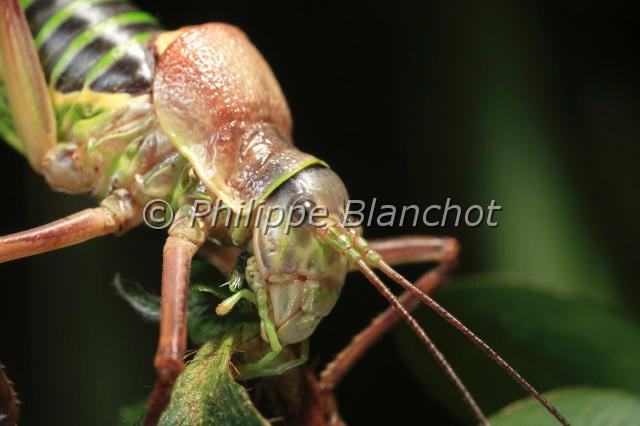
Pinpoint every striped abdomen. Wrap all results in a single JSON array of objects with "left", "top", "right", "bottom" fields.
[{"left": 22, "top": 0, "right": 161, "bottom": 94}]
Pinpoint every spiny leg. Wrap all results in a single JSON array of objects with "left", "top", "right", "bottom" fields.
[
  {"left": 0, "top": 191, "right": 139, "bottom": 263},
  {"left": 320, "top": 236, "right": 458, "bottom": 390},
  {"left": 144, "top": 213, "right": 206, "bottom": 426}
]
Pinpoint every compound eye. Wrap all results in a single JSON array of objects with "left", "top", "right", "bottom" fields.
[{"left": 290, "top": 197, "right": 317, "bottom": 223}]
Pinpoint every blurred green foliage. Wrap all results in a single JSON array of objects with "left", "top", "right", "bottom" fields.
[
  {"left": 397, "top": 277, "right": 640, "bottom": 423},
  {"left": 466, "top": 2, "right": 620, "bottom": 305},
  {"left": 396, "top": 2, "right": 640, "bottom": 424},
  {"left": 491, "top": 388, "right": 640, "bottom": 425}
]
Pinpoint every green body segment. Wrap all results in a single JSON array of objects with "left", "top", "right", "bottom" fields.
[
  {"left": 0, "top": 0, "right": 160, "bottom": 157},
  {"left": 47, "top": 11, "right": 156, "bottom": 88},
  {"left": 0, "top": 1, "right": 325, "bottom": 219},
  {"left": 0, "top": 0, "right": 190, "bottom": 206},
  {"left": 0, "top": 0, "right": 350, "bottom": 379}
]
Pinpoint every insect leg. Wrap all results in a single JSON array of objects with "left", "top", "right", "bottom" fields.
[
  {"left": 198, "top": 243, "right": 241, "bottom": 276},
  {"left": 0, "top": 191, "right": 139, "bottom": 263},
  {"left": 144, "top": 213, "right": 206, "bottom": 426},
  {"left": 0, "top": 0, "right": 56, "bottom": 170},
  {"left": 237, "top": 339, "right": 310, "bottom": 380},
  {"left": 366, "top": 249, "right": 570, "bottom": 425},
  {"left": 321, "top": 236, "right": 459, "bottom": 391},
  {"left": 350, "top": 235, "right": 460, "bottom": 269},
  {"left": 323, "top": 227, "right": 569, "bottom": 424},
  {"left": 255, "top": 287, "right": 282, "bottom": 352},
  {"left": 317, "top": 228, "right": 490, "bottom": 423},
  {"left": 355, "top": 259, "right": 489, "bottom": 424}
]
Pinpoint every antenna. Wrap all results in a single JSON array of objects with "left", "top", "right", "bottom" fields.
[
  {"left": 375, "top": 260, "right": 570, "bottom": 426},
  {"left": 355, "top": 258, "right": 489, "bottom": 425},
  {"left": 317, "top": 224, "right": 568, "bottom": 425}
]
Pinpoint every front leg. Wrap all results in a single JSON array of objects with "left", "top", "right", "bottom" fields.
[
  {"left": 144, "top": 210, "right": 206, "bottom": 426},
  {"left": 0, "top": 190, "right": 139, "bottom": 262}
]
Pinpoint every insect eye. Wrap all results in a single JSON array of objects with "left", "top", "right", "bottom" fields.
[{"left": 290, "top": 197, "right": 317, "bottom": 223}]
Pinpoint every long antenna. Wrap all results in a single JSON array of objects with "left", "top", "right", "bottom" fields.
[
  {"left": 355, "top": 259, "right": 489, "bottom": 425},
  {"left": 376, "top": 260, "right": 570, "bottom": 426}
]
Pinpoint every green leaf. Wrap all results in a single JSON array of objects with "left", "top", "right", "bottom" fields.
[
  {"left": 118, "top": 399, "right": 146, "bottom": 426},
  {"left": 111, "top": 274, "right": 221, "bottom": 322},
  {"left": 457, "top": 2, "right": 621, "bottom": 307},
  {"left": 112, "top": 275, "right": 255, "bottom": 339},
  {"left": 187, "top": 312, "right": 248, "bottom": 346},
  {"left": 159, "top": 332, "right": 269, "bottom": 426},
  {"left": 116, "top": 260, "right": 263, "bottom": 423},
  {"left": 113, "top": 259, "right": 254, "bottom": 330},
  {"left": 113, "top": 274, "right": 161, "bottom": 321},
  {"left": 490, "top": 388, "right": 640, "bottom": 426},
  {"left": 395, "top": 275, "right": 640, "bottom": 422}
]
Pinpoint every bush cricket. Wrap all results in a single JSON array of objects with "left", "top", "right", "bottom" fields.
[{"left": 0, "top": 1, "right": 568, "bottom": 424}]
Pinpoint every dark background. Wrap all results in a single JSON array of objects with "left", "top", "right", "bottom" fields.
[{"left": 1, "top": 1, "right": 639, "bottom": 424}]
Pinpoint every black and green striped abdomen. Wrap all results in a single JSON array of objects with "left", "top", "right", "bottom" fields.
[{"left": 22, "top": 0, "right": 161, "bottom": 94}]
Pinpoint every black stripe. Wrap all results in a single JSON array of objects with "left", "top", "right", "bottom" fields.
[
  {"left": 25, "top": 0, "right": 73, "bottom": 35},
  {"left": 39, "top": 15, "right": 86, "bottom": 74},
  {"left": 25, "top": 0, "right": 161, "bottom": 94},
  {"left": 56, "top": 22, "right": 158, "bottom": 92},
  {"left": 89, "top": 46, "right": 155, "bottom": 94},
  {"left": 38, "top": 2, "right": 136, "bottom": 78}
]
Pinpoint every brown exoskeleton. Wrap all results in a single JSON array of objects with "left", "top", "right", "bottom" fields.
[{"left": 0, "top": 0, "right": 568, "bottom": 424}]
